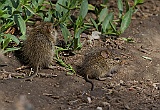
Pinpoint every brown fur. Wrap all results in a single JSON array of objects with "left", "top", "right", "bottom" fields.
[
  {"left": 79, "top": 48, "right": 119, "bottom": 90},
  {"left": 22, "top": 22, "right": 57, "bottom": 80}
]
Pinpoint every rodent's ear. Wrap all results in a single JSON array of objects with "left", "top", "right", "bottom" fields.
[
  {"left": 100, "top": 51, "right": 109, "bottom": 58},
  {"left": 46, "top": 23, "right": 53, "bottom": 33},
  {"left": 35, "top": 21, "right": 41, "bottom": 26},
  {"left": 44, "top": 26, "right": 51, "bottom": 33}
]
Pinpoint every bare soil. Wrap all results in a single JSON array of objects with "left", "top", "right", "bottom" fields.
[{"left": 0, "top": 0, "right": 160, "bottom": 110}]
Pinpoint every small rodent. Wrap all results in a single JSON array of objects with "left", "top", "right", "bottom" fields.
[
  {"left": 22, "top": 22, "right": 57, "bottom": 80},
  {"left": 79, "top": 48, "right": 119, "bottom": 91}
]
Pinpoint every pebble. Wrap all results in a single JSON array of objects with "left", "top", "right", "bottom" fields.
[
  {"left": 101, "top": 102, "right": 110, "bottom": 107},
  {"left": 96, "top": 107, "right": 103, "bottom": 110},
  {"left": 87, "top": 97, "right": 92, "bottom": 103}
]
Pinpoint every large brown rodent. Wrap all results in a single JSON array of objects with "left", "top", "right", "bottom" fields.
[{"left": 22, "top": 22, "right": 57, "bottom": 80}]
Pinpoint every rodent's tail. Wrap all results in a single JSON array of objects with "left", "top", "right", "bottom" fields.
[{"left": 84, "top": 74, "right": 94, "bottom": 91}]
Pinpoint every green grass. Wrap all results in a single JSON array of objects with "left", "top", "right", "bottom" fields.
[{"left": 0, "top": 0, "right": 144, "bottom": 72}]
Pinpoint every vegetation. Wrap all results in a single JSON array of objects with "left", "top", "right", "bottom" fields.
[{"left": 0, "top": 0, "right": 143, "bottom": 72}]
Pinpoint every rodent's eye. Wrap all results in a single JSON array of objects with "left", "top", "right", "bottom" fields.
[{"left": 114, "top": 57, "right": 120, "bottom": 60}]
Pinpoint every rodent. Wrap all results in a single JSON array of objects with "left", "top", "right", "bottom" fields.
[
  {"left": 79, "top": 48, "right": 120, "bottom": 91},
  {"left": 22, "top": 22, "right": 57, "bottom": 80}
]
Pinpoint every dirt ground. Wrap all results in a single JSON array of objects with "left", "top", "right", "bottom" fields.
[{"left": 0, "top": 0, "right": 160, "bottom": 110}]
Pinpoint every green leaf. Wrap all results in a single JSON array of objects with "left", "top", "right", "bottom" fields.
[
  {"left": 14, "top": 14, "right": 26, "bottom": 35},
  {"left": 10, "top": 0, "right": 20, "bottom": 9},
  {"left": 2, "top": 38, "right": 10, "bottom": 50},
  {"left": 75, "top": 28, "right": 84, "bottom": 39},
  {"left": 59, "top": 10, "right": 70, "bottom": 23},
  {"left": 0, "top": 22, "right": 14, "bottom": 32},
  {"left": 125, "top": 0, "right": 130, "bottom": 12},
  {"left": 134, "top": 0, "right": 144, "bottom": 5},
  {"left": 99, "top": 7, "right": 108, "bottom": 23},
  {"left": 57, "top": 3, "right": 70, "bottom": 10},
  {"left": 76, "top": 16, "right": 83, "bottom": 28},
  {"left": 0, "top": 36, "right": 3, "bottom": 43},
  {"left": 44, "top": 9, "right": 53, "bottom": 22},
  {"left": 79, "top": 0, "right": 88, "bottom": 19},
  {"left": 102, "top": 12, "right": 113, "bottom": 33},
  {"left": 24, "top": 5, "right": 35, "bottom": 14},
  {"left": 66, "top": 72, "right": 74, "bottom": 75},
  {"left": 121, "top": 37, "right": 134, "bottom": 43},
  {"left": 38, "top": 0, "right": 44, "bottom": 5},
  {"left": 3, "top": 34, "right": 20, "bottom": 44},
  {"left": 3, "top": 47, "right": 21, "bottom": 53},
  {"left": 74, "top": 28, "right": 85, "bottom": 50},
  {"left": 109, "top": 21, "right": 119, "bottom": 35},
  {"left": 73, "top": 38, "right": 81, "bottom": 50},
  {"left": 0, "top": 0, "right": 6, "bottom": 5},
  {"left": 12, "top": 10, "right": 22, "bottom": 15},
  {"left": 19, "top": 35, "right": 26, "bottom": 40},
  {"left": 32, "top": 0, "right": 38, "bottom": 8},
  {"left": 90, "top": 18, "right": 98, "bottom": 31},
  {"left": 20, "top": 0, "right": 27, "bottom": 5},
  {"left": 118, "top": 0, "right": 123, "bottom": 18},
  {"left": 60, "top": 24, "right": 71, "bottom": 43},
  {"left": 1, "top": 14, "right": 10, "bottom": 18},
  {"left": 56, "top": 0, "right": 68, "bottom": 13},
  {"left": 88, "top": 4, "right": 95, "bottom": 11},
  {"left": 120, "top": 8, "right": 132, "bottom": 33}
]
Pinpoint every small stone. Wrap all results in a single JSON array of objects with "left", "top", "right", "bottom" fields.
[
  {"left": 87, "top": 97, "right": 92, "bottom": 103},
  {"left": 88, "top": 31, "right": 101, "bottom": 40},
  {"left": 153, "top": 83, "right": 160, "bottom": 90},
  {"left": 96, "top": 106, "right": 103, "bottom": 110},
  {"left": 120, "top": 80, "right": 124, "bottom": 85},
  {"left": 124, "top": 104, "right": 130, "bottom": 110},
  {"left": 101, "top": 102, "right": 110, "bottom": 107}
]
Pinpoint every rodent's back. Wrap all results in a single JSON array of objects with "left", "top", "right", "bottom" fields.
[
  {"left": 80, "top": 47, "right": 119, "bottom": 78},
  {"left": 23, "top": 22, "right": 56, "bottom": 68},
  {"left": 82, "top": 50, "right": 109, "bottom": 78},
  {"left": 78, "top": 47, "right": 121, "bottom": 90}
]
